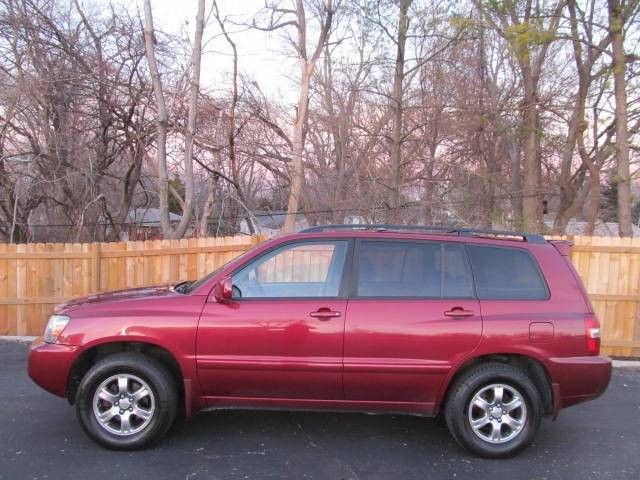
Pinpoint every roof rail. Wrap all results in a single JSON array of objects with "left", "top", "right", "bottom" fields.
[{"left": 300, "top": 224, "right": 546, "bottom": 244}]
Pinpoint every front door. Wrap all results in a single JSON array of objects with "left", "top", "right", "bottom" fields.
[
  {"left": 197, "top": 240, "right": 350, "bottom": 400},
  {"left": 344, "top": 239, "right": 482, "bottom": 409}
]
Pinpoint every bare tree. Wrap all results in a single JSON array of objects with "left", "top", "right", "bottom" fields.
[
  {"left": 553, "top": 0, "right": 611, "bottom": 233},
  {"left": 388, "top": 0, "right": 412, "bottom": 219},
  {"left": 285, "top": 0, "right": 334, "bottom": 232},
  {"left": 477, "top": 0, "right": 565, "bottom": 233},
  {"left": 608, "top": 0, "right": 639, "bottom": 236},
  {"left": 250, "top": 0, "right": 335, "bottom": 233},
  {"left": 0, "top": 0, "right": 155, "bottom": 242},
  {"left": 143, "top": 0, "right": 205, "bottom": 239},
  {"left": 2, "top": 0, "right": 640, "bottom": 242},
  {"left": 204, "top": 0, "right": 255, "bottom": 234}
]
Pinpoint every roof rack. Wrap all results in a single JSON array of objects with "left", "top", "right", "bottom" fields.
[{"left": 300, "top": 224, "right": 546, "bottom": 244}]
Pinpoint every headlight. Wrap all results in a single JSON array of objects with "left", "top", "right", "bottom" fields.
[{"left": 43, "top": 315, "right": 70, "bottom": 343}]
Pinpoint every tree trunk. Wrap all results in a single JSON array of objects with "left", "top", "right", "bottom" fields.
[
  {"left": 143, "top": 0, "right": 204, "bottom": 239},
  {"left": 322, "top": 49, "right": 347, "bottom": 224},
  {"left": 504, "top": 132, "right": 523, "bottom": 222},
  {"left": 477, "top": 27, "right": 497, "bottom": 229},
  {"left": 422, "top": 148, "right": 435, "bottom": 225},
  {"left": 475, "top": 0, "right": 564, "bottom": 232},
  {"left": 553, "top": 176, "right": 588, "bottom": 234},
  {"left": 554, "top": 0, "right": 592, "bottom": 234},
  {"left": 198, "top": 185, "right": 216, "bottom": 236},
  {"left": 521, "top": 65, "right": 541, "bottom": 233},
  {"left": 585, "top": 170, "right": 601, "bottom": 236},
  {"left": 213, "top": 0, "right": 254, "bottom": 234},
  {"left": 388, "top": 0, "right": 411, "bottom": 222},
  {"left": 554, "top": 84, "right": 588, "bottom": 231},
  {"left": 283, "top": 67, "right": 312, "bottom": 233},
  {"left": 282, "top": 0, "right": 334, "bottom": 233},
  {"left": 171, "top": 0, "right": 204, "bottom": 239},
  {"left": 197, "top": 115, "right": 224, "bottom": 237},
  {"left": 143, "top": 0, "right": 170, "bottom": 236},
  {"left": 609, "top": 0, "right": 633, "bottom": 237}
]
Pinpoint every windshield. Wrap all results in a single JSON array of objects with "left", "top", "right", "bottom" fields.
[{"left": 180, "top": 247, "right": 257, "bottom": 294}]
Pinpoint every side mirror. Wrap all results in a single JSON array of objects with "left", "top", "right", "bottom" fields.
[{"left": 214, "top": 276, "right": 233, "bottom": 302}]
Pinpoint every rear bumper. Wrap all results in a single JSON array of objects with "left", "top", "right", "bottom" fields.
[
  {"left": 546, "top": 355, "right": 612, "bottom": 415},
  {"left": 28, "top": 337, "right": 81, "bottom": 398}
]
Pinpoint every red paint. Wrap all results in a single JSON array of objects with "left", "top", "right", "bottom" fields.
[
  {"left": 28, "top": 230, "right": 611, "bottom": 421},
  {"left": 343, "top": 298, "right": 481, "bottom": 406},
  {"left": 529, "top": 322, "right": 554, "bottom": 343},
  {"left": 197, "top": 298, "right": 346, "bottom": 399},
  {"left": 28, "top": 338, "right": 81, "bottom": 397},
  {"left": 549, "top": 239, "right": 572, "bottom": 256}
]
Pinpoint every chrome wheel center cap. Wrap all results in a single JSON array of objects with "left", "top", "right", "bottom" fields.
[{"left": 120, "top": 398, "right": 132, "bottom": 409}]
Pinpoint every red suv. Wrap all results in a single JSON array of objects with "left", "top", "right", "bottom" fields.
[{"left": 28, "top": 225, "right": 611, "bottom": 457}]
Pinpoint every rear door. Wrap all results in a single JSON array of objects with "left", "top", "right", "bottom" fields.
[{"left": 343, "top": 239, "right": 482, "bottom": 407}]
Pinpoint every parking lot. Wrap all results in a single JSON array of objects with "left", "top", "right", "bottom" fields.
[{"left": 1, "top": 340, "right": 639, "bottom": 480}]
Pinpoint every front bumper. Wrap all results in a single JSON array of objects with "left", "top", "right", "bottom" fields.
[
  {"left": 546, "top": 355, "right": 612, "bottom": 414},
  {"left": 28, "top": 337, "right": 81, "bottom": 398}
]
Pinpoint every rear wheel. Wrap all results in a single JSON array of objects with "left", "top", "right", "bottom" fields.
[
  {"left": 76, "top": 352, "right": 177, "bottom": 450},
  {"left": 444, "top": 362, "right": 541, "bottom": 458}
]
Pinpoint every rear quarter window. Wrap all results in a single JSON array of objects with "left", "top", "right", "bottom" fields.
[{"left": 468, "top": 245, "right": 548, "bottom": 300}]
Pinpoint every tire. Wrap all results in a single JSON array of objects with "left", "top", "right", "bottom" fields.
[
  {"left": 444, "top": 362, "right": 541, "bottom": 458},
  {"left": 75, "top": 352, "right": 178, "bottom": 450}
]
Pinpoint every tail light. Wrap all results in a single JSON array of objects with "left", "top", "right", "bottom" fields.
[{"left": 585, "top": 316, "right": 601, "bottom": 355}]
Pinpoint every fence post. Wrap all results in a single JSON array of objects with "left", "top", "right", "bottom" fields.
[
  {"left": 252, "top": 234, "right": 267, "bottom": 246},
  {"left": 16, "top": 243, "right": 26, "bottom": 335},
  {"left": 90, "top": 242, "right": 101, "bottom": 293}
]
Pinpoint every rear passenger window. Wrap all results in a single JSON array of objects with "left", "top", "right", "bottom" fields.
[
  {"left": 468, "top": 246, "right": 547, "bottom": 300},
  {"left": 356, "top": 241, "right": 473, "bottom": 298},
  {"left": 443, "top": 244, "right": 474, "bottom": 298}
]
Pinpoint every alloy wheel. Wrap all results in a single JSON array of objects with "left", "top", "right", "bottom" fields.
[
  {"left": 92, "top": 374, "right": 155, "bottom": 436},
  {"left": 467, "top": 383, "right": 527, "bottom": 444}
]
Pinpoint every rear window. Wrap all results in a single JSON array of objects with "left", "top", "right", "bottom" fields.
[
  {"left": 468, "top": 245, "right": 547, "bottom": 300},
  {"left": 356, "top": 241, "right": 473, "bottom": 298}
]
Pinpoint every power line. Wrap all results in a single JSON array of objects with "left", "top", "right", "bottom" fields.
[{"left": 13, "top": 190, "right": 557, "bottom": 229}]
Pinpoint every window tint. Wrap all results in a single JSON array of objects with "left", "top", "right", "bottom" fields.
[
  {"left": 468, "top": 245, "right": 547, "bottom": 300},
  {"left": 443, "top": 244, "right": 474, "bottom": 298},
  {"left": 232, "top": 241, "right": 347, "bottom": 298},
  {"left": 356, "top": 241, "right": 473, "bottom": 298}
]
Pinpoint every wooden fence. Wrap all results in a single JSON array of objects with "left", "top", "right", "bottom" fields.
[
  {"left": 554, "top": 235, "right": 640, "bottom": 357},
  {"left": 0, "top": 235, "right": 265, "bottom": 337},
  {"left": 0, "top": 234, "right": 639, "bottom": 357}
]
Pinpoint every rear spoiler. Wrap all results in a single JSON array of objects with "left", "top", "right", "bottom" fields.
[{"left": 549, "top": 240, "right": 572, "bottom": 256}]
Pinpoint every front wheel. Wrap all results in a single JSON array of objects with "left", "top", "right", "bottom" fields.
[
  {"left": 444, "top": 362, "right": 542, "bottom": 458},
  {"left": 76, "top": 352, "right": 178, "bottom": 450}
]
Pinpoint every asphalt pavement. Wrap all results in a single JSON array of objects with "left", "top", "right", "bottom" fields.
[{"left": 1, "top": 340, "right": 639, "bottom": 480}]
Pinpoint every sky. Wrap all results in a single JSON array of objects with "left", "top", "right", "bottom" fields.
[{"left": 134, "top": 0, "right": 299, "bottom": 103}]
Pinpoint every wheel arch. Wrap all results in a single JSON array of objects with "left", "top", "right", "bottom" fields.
[
  {"left": 67, "top": 341, "right": 185, "bottom": 414},
  {"left": 437, "top": 353, "right": 554, "bottom": 417}
]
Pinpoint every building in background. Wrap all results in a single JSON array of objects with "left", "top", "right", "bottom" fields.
[
  {"left": 122, "top": 208, "right": 182, "bottom": 241},
  {"left": 240, "top": 211, "right": 309, "bottom": 236}
]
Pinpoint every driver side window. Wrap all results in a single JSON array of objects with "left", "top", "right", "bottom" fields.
[{"left": 232, "top": 241, "right": 348, "bottom": 298}]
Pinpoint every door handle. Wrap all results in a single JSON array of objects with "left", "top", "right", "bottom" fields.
[
  {"left": 310, "top": 308, "right": 341, "bottom": 320},
  {"left": 444, "top": 308, "right": 475, "bottom": 318}
]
